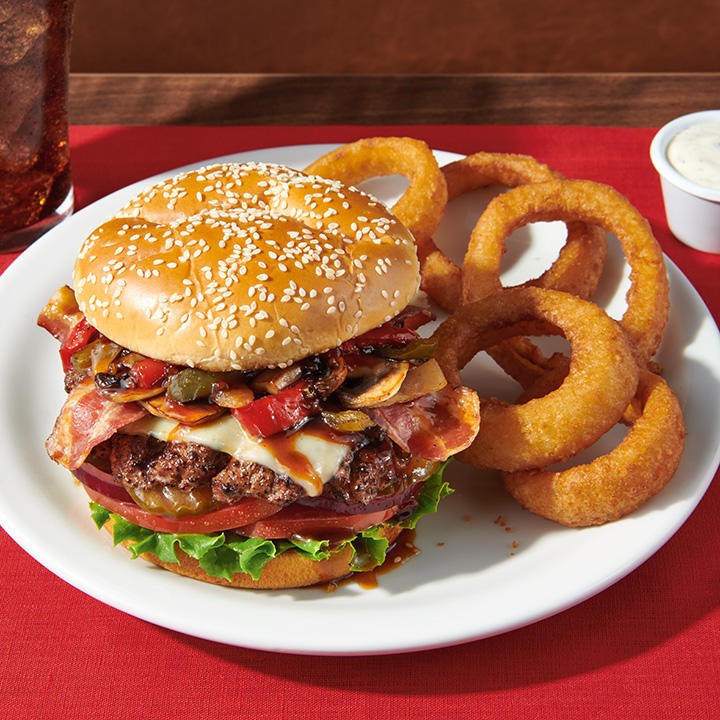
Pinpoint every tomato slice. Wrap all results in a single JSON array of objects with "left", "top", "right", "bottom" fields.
[
  {"left": 235, "top": 503, "right": 399, "bottom": 539},
  {"left": 77, "top": 463, "right": 400, "bottom": 539},
  {"left": 81, "top": 484, "right": 283, "bottom": 534}
]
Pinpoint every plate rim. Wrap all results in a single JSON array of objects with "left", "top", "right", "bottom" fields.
[{"left": 0, "top": 143, "right": 719, "bottom": 656}]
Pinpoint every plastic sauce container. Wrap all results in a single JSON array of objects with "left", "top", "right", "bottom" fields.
[{"left": 650, "top": 110, "right": 720, "bottom": 254}]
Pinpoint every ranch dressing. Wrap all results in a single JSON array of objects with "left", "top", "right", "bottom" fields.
[{"left": 666, "top": 121, "right": 720, "bottom": 190}]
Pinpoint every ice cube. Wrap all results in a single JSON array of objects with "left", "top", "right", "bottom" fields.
[
  {"left": 0, "top": 3, "right": 49, "bottom": 66},
  {"left": 0, "top": 43, "right": 44, "bottom": 145}
]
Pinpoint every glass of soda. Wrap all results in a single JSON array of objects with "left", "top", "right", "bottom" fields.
[{"left": 0, "top": 0, "right": 74, "bottom": 252}]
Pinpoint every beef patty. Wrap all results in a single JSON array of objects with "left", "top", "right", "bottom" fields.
[{"left": 107, "top": 431, "right": 412, "bottom": 507}]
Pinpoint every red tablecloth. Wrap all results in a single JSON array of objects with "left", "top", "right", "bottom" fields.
[{"left": 1, "top": 125, "right": 719, "bottom": 719}]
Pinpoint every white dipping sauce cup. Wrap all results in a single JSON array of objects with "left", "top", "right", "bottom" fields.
[{"left": 650, "top": 110, "right": 720, "bottom": 254}]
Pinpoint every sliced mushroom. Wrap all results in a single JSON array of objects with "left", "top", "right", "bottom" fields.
[
  {"left": 105, "top": 386, "right": 166, "bottom": 403},
  {"left": 210, "top": 383, "right": 254, "bottom": 409},
  {"left": 250, "top": 364, "right": 303, "bottom": 395},
  {"left": 312, "top": 351, "right": 348, "bottom": 397},
  {"left": 372, "top": 358, "right": 448, "bottom": 407},
  {"left": 141, "top": 395, "right": 225, "bottom": 425},
  {"left": 337, "top": 360, "right": 410, "bottom": 409}
]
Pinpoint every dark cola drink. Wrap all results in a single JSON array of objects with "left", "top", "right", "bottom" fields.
[{"left": 0, "top": 0, "right": 74, "bottom": 251}]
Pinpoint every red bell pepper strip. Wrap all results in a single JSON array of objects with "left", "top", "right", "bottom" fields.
[
  {"left": 341, "top": 325, "right": 417, "bottom": 352},
  {"left": 129, "top": 358, "right": 171, "bottom": 388},
  {"left": 393, "top": 305, "right": 435, "bottom": 331},
  {"left": 340, "top": 306, "right": 434, "bottom": 353},
  {"left": 59, "top": 317, "right": 98, "bottom": 371},
  {"left": 231, "top": 381, "right": 318, "bottom": 439}
]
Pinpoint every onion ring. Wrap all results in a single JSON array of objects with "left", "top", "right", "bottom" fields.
[
  {"left": 462, "top": 179, "right": 669, "bottom": 366},
  {"left": 303, "top": 136, "right": 447, "bottom": 261},
  {"left": 432, "top": 286, "right": 640, "bottom": 472},
  {"left": 422, "top": 152, "right": 607, "bottom": 312},
  {"left": 502, "top": 370, "right": 685, "bottom": 526},
  {"left": 513, "top": 351, "right": 651, "bottom": 427}
]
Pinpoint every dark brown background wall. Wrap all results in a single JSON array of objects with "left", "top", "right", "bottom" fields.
[{"left": 70, "top": 0, "right": 720, "bottom": 74}]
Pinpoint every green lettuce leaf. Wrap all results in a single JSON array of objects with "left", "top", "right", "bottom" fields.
[
  {"left": 197, "top": 537, "right": 278, "bottom": 581},
  {"left": 87, "top": 460, "right": 454, "bottom": 583},
  {"left": 349, "top": 525, "right": 391, "bottom": 571},
  {"left": 278, "top": 536, "right": 332, "bottom": 561},
  {"left": 400, "top": 460, "right": 453, "bottom": 530},
  {"left": 89, "top": 502, "right": 280, "bottom": 580}
]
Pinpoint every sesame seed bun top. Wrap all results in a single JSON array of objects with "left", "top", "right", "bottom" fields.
[{"left": 72, "top": 162, "right": 420, "bottom": 371}]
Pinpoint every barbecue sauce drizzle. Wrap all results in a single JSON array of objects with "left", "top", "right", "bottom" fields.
[
  {"left": 259, "top": 419, "right": 359, "bottom": 496},
  {"left": 324, "top": 529, "right": 420, "bottom": 592}
]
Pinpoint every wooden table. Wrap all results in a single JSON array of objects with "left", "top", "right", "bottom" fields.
[{"left": 68, "top": 73, "right": 719, "bottom": 126}]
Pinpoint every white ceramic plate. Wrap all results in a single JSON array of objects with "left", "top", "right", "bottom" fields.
[{"left": 1, "top": 145, "right": 719, "bottom": 656}]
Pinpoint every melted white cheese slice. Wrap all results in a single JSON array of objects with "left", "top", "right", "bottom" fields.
[{"left": 121, "top": 414, "right": 350, "bottom": 497}]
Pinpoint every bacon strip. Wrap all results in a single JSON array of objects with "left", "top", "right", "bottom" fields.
[
  {"left": 46, "top": 382, "right": 147, "bottom": 470},
  {"left": 37, "top": 285, "right": 83, "bottom": 344},
  {"left": 367, "top": 385, "right": 480, "bottom": 461}
]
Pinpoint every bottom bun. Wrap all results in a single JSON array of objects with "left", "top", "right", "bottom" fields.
[{"left": 103, "top": 521, "right": 403, "bottom": 590}]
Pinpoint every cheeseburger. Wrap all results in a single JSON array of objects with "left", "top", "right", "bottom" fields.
[{"left": 38, "top": 162, "right": 480, "bottom": 589}]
